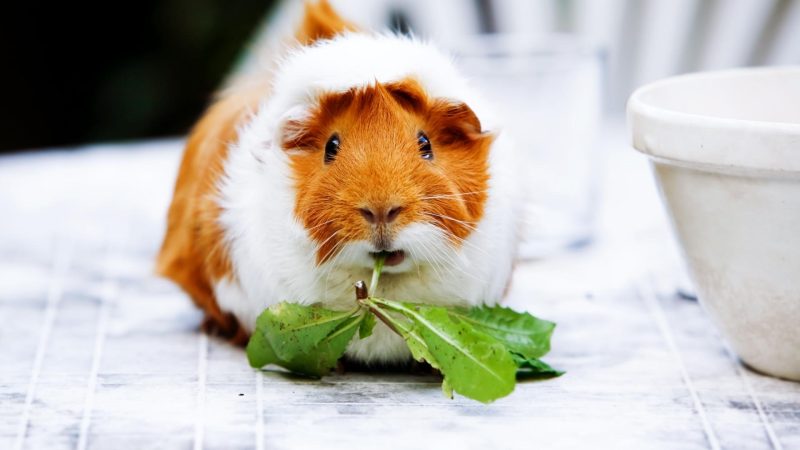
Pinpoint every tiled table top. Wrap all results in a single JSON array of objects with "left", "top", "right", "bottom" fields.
[{"left": 1, "top": 128, "right": 798, "bottom": 449}]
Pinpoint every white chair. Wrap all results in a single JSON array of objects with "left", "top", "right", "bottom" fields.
[{"left": 238, "top": 0, "right": 800, "bottom": 111}]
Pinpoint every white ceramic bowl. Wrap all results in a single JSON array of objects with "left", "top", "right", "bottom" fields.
[{"left": 628, "top": 67, "right": 800, "bottom": 381}]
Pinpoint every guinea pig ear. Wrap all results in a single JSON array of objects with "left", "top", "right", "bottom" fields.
[
  {"left": 277, "top": 105, "right": 317, "bottom": 153},
  {"left": 383, "top": 79, "right": 427, "bottom": 114},
  {"left": 427, "top": 99, "right": 490, "bottom": 147}
]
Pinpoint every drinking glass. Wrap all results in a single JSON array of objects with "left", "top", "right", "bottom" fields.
[{"left": 452, "top": 34, "right": 604, "bottom": 259}]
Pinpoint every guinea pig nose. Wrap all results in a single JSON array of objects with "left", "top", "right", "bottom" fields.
[
  {"left": 359, "top": 205, "right": 403, "bottom": 225},
  {"left": 386, "top": 206, "right": 403, "bottom": 223},
  {"left": 359, "top": 207, "right": 377, "bottom": 224}
]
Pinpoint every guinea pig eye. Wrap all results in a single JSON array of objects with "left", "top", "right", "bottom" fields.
[
  {"left": 324, "top": 133, "right": 340, "bottom": 164},
  {"left": 417, "top": 132, "right": 433, "bottom": 160}
]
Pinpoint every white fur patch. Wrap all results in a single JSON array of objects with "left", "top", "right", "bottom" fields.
[{"left": 214, "top": 33, "right": 521, "bottom": 364}]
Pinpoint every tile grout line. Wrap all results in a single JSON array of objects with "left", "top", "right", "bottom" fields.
[
  {"left": 193, "top": 333, "right": 209, "bottom": 450},
  {"left": 638, "top": 280, "right": 721, "bottom": 450},
  {"left": 255, "top": 371, "right": 264, "bottom": 450},
  {"left": 76, "top": 251, "right": 119, "bottom": 450},
  {"left": 76, "top": 283, "right": 115, "bottom": 450},
  {"left": 725, "top": 346, "right": 784, "bottom": 450},
  {"left": 13, "top": 239, "right": 72, "bottom": 450}
]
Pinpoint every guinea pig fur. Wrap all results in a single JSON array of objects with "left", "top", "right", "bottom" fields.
[{"left": 157, "top": 0, "right": 521, "bottom": 364}]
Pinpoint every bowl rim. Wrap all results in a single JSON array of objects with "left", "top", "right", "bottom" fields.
[
  {"left": 627, "top": 66, "right": 800, "bottom": 174},
  {"left": 629, "top": 66, "right": 800, "bottom": 132}
]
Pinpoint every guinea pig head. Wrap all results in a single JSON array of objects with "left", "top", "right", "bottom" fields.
[{"left": 280, "top": 78, "right": 492, "bottom": 271}]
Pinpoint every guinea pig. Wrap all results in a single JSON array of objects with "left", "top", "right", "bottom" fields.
[{"left": 157, "top": 0, "right": 520, "bottom": 364}]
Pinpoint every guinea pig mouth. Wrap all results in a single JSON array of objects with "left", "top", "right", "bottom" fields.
[{"left": 370, "top": 250, "right": 405, "bottom": 267}]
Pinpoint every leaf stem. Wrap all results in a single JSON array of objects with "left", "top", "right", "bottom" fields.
[
  {"left": 369, "top": 254, "right": 385, "bottom": 295},
  {"left": 356, "top": 297, "right": 403, "bottom": 336},
  {"left": 354, "top": 280, "right": 368, "bottom": 300},
  {"left": 366, "top": 297, "right": 411, "bottom": 315}
]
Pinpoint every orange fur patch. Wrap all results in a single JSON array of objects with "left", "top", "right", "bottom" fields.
[
  {"left": 156, "top": 81, "right": 266, "bottom": 344},
  {"left": 157, "top": 0, "right": 355, "bottom": 343},
  {"left": 284, "top": 79, "right": 492, "bottom": 265},
  {"left": 295, "top": 0, "right": 357, "bottom": 45}
]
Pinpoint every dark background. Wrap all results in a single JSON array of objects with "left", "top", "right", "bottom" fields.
[{"left": 0, "top": 0, "right": 277, "bottom": 153}]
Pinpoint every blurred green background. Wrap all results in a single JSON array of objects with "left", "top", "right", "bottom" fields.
[
  {"left": 0, "top": 0, "right": 277, "bottom": 153},
  {"left": 4, "top": 0, "right": 797, "bottom": 153}
]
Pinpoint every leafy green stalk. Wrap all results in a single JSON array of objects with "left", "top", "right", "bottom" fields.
[
  {"left": 246, "top": 303, "right": 362, "bottom": 377},
  {"left": 354, "top": 280, "right": 376, "bottom": 339},
  {"left": 277, "top": 314, "right": 364, "bottom": 376},
  {"left": 246, "top": 254, "right": 562, "bottom": 402},
  {"left": 358, "top": 312, "right": 376, "bottom": 339},
  {"left": 258, "top": 303, "right": 359, "bottom": 361},
  {"left": 449, "top": 305, "right": 556, "bottom": 359},
  {"left": 512, "top": 353, "right": 564, "bottom": 379},
  {"left": 362, "top": 297, "right": 517, "bottom": 403},
  {"left": 369, "top": 253, "right": 385, "bottom": 295}
]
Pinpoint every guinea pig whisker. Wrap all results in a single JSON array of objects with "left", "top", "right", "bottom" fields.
[
  {"left": 325, "top": 234, "right": 351, "bottom": 267},
  {"left": 419, "top": 214, "right": 491, "bottom": 272},
  {"left": 322, "top": 242, "right": 350, "bottom": 298},
  {"left": 315, "top": 228, "right": 341, "bottom": 252},
  {"left": 429, "top": 240, "right": 477, "bottom": 286},
  {"left": 418, "top": 218, "right": 490, "bottom": 283},
  {"left": 315, "top": 230, "right": 343, "bottom": 263},
  {"left": 409, "top": 247, "right": 423, "bottom": 281},
  {"left": 422, "top": 212, "right": 479, "bottom": 233},
  {"left": 415, "top": 237, "right": 447, "bottom": 284},
  {"left": 305, "top": 218, "right": 337, "bottom": 233},
  {"left": 418, "top": 190, "right": 489, "bottom": 201},
  {"left": 438, "top": 228, "right": 490, "bottom": 258},
  {"left": 320, "top": 235, "right": 356, "bottom": 296},
  {"left": 431, "top": 212, "right": 479, "bottom": 230},
  {"left": 410, "top": 238, "right": 435, "bottom": 276},
  {"left": 441, "top": 244, "right": 483, "bottom": 284},
  {"left": 422, "top": 210, "right": 477, "bottom": 226},
  {"left": 434, "top": 241, "right": 477, "bottom": 284}
]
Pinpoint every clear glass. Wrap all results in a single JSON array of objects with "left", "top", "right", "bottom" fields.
[{"left": 452, "top": 34, "right": 604, "bottom": 259}]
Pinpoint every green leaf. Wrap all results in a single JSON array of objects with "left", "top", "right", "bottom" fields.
[
  {"left": 256, "top": 302, "right": 358, "bottom": 361},
  {"left": 356, "top": 298, "right": 441, "bottom": 373},
  {"left": 382, "top": 309, "right": 438, "bottom": 366},
  {"left": 442, "top": 378, "right": 454, "bottom": 399},
  {"left": 246, "top": 302, "right": 362, "bottom": 377},
  {"left": 245, "top": 253, "right": 561, "bottom": 402},
  {"left": 512, "top": 353, "right": 564, "bottom": 379},
  {"left": 367, "top": 298, "right": 517, "bottom": 403},
  {"left": 278, "top": 314, "right": 363, "bottom": 377},
  {"left": 412, "top": 307, "right": 517, "bottom": 403},
  {"left": 358, "top": 312, "right": 376, "bottom": 339},
  {"left": 246, "top": 326, "right": 278, "bottom": 368},
  {"left": 451, "top": 305, "right": 555, "bottom": 359}
]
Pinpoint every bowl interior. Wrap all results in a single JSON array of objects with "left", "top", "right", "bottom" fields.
[{"left": 637, "top": 68, "right": 800, "bottom": 125}]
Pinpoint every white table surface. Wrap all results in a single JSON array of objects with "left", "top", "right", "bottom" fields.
[{"left": 1, "top": 120, "right": 798, "bottom": 449}]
